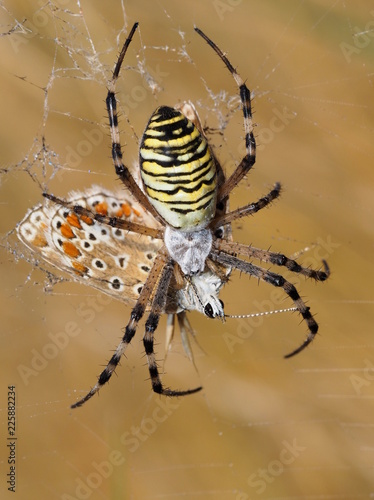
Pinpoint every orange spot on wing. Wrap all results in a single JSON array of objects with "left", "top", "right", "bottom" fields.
[
  {"left": 32, "top": 234, "right": 48, "bottom": 247},
  {"left": 121, "top": 202, "right": 132, "bottom": 217},
  {"left": 60, "top": 223, "right": 75, "bottom": 239},
  {"left": 72, "top": 261, "right": 88, "bottom": 275},
  {"left": 63, "top": 241, "right": 81, "bottom": 258},
  {"left": 30, "top": 222, "right": 48, "bottom": 247},
  {"left": 132, "top": 207, "right": 141, "bottom": 217},
  {"left": 80, "top": 215, "right": 94, "bottom": 226},
  {"left": 94, "top": 202, "right": 108, "bottom": 216},
  {"left": 66, "top": 213, "right": 82, "bottom": 229}
]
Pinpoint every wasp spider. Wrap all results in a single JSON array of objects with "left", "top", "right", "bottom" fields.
[{"left": 19, "top": 23, "right": 329, "bottom": 408}]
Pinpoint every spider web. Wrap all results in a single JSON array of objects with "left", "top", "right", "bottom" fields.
[{"left": 1, "top": 1, "right": 374, "bottom": 499}]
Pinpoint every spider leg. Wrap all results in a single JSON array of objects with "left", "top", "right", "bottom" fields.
[
  {"left": 43, "top": 192, "right": 163, "bottom": 239},
  {"left": 106, "top": 22, "right": 162, "bottom": 222},
  {"left": 195, "top": 27, "right": 256, "bottom": 203},
  {"left": 143, "top": 259, "right": 202, "bottom": 396},
  {"left": 210, "top": 183, "right": 281, "bottom": 229},
  {"left": 71, "top": 248, "right": 168, "bottom": 408},
  {"left": 210, "top": 250, "right": 323, "bottom": 358},
  {"left": 215, "top": 238, "right": 330, "bottom": 282}
]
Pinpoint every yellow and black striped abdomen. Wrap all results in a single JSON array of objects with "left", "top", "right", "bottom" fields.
[{"left": 139, "top": 106, "right": 217, "bottom": 231}]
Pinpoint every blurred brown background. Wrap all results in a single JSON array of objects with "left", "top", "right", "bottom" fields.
[{"left": 1, "top": 1, "right": 373, "bottom": 498}]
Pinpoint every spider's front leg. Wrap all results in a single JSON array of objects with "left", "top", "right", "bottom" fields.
[
  {"left": 71, "top": 249, "right": 168, "bottom": 408},
  {"left": 143, "top": 259, "right": 202, "bottom": 396},
  {"left": 71, "top": 248, "right": 201, "bottom": 408},
  {"left": 210, "top": 250, "right": 324, "bottom": 358}
]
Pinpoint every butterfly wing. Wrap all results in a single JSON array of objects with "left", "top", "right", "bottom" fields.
[{"left": 17, "top": 186, "right": 163, "bottom": 305}]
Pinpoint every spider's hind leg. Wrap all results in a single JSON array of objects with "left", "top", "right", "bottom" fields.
[
  {"left": 195, "top": 27, "right": 256, "bottom": 202},
  {"left": 106, "top": 22, "right": 162, "bottom": 222}
]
